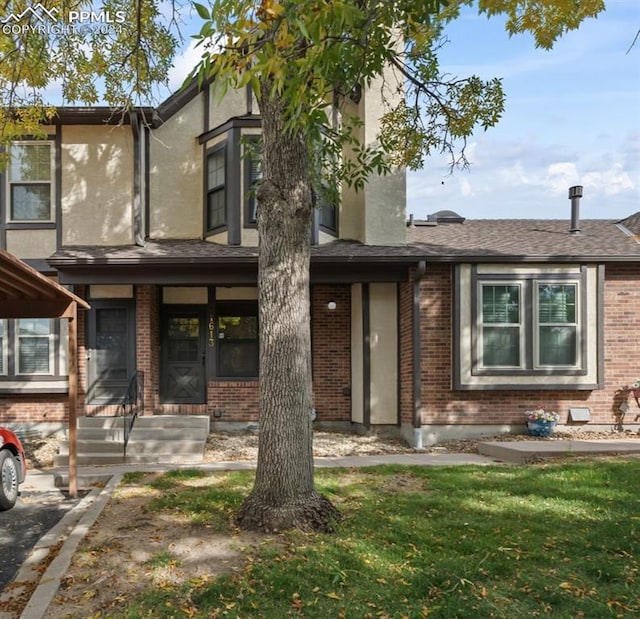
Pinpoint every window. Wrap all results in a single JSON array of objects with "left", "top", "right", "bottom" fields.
[
  {"left": 7, "top": 142, "right": 53, "bottom": 222},
  {"left": 536, "top": 283, "right": 577, "bottom": 367},
  {"left": 216, "top": 302, "right": 258, "bottom": 378},
  {"left": 0, "top": 320, "right": 6, "bottom": 375},
  {"left": 480, "top": 284, "right": 522, "bottom": 368},
  {"left": 16, "top": 318, "right": 54, "bottom": 375},
  {"left": 206, "top": 146, "right": 226, "bottom": 231},
  {"left": 477, "top": 279, "right": 580, "bottom": 371},
  {"left": 456, "top": 264, "right": 600, "bottom": 390},
  {"left": 244, "top": 140, "right": 262, "bottom": 226}
]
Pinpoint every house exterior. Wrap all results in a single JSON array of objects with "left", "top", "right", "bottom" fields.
[{"left": 1, "top": 79, "right": 639, "bottom": 445}]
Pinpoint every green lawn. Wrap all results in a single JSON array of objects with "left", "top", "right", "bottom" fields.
[{"left": 119, "top": 461, "right": 639, "bottom": 618}]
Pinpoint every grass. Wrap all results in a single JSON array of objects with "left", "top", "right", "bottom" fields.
[{"left": 115, "top": 461, "right": 639, "bottom": 618}]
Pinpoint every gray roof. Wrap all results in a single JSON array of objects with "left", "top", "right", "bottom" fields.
[
  {"left": 405, "top": 217, "right": 640, "bottom": 261},
  {"left": 49, "top": 215, "right": 640, "bottom": 268}
]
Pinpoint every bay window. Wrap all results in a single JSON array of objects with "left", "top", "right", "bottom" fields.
[
  {"left": 455, "top": 264, "right": 601, "bottom": 390},
  {"left": 206, "top": 146, "right": 226, "bottom": 231}
]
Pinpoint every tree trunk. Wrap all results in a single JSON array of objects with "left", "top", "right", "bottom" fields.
[{"left": 235, "top": 82, "right": 341, "bottom": 533}]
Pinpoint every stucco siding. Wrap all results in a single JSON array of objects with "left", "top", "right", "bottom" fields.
[{"left": 61, "top": 125, "right": 134, "bottom": 245}]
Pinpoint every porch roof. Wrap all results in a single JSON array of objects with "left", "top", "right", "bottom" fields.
[{"left": 0, "top": 248, "right": 90, "bottom": 319}]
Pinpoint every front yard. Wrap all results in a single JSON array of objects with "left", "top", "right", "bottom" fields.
[{"left": 46, "top": 459, "right": 640, "bottom": 618}]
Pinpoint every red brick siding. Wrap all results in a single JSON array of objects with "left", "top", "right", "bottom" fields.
[
  {"left": 311, "top": 284, "right": 351, "bottom": 422},
  {"left": 205, "top": 381, "right": 259, "bottom": 421},
  {"left": 398, "top": 276, "right": 414, "bottom": 425},
  {"left": 419, "top": 263, "right": 640, "bottom": 426}
]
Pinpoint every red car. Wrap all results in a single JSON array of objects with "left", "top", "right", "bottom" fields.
[{"left": 0, "top": 427, "right": 27, "bottom": 510}]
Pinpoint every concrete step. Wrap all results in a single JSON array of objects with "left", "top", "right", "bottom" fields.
[
  {"left": 57, "top": 415, "right": 209, "bottom": 467},
  {"left": 135, "top": 415, "right": 210, "bottom": 431}
]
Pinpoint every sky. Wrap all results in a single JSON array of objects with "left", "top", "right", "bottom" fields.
[{"left": 39, "top": 0, "right": 640, "bottom": 221}]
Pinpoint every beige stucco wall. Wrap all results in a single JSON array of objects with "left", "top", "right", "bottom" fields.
[
  {"left": 89, "top": 285, "right": 134, "bottom": 299},
  {"left": 209, "top": 83, "right": 249, "bottom": 129},
  {"left": 369, "top": 283, "right": 398, "bottom": 424},
  {"left": 5, "top": 229, "right": 56, "bottom": 259},
  {"left": 350, "top": 284, "right": 364, "bottom": 424},
  {"left": 163, "top": 287, "right": 208, "bottom": 304},
  {"left": 216, "top": 287, "right": 258, "bottom": 300},
  {"left": 61, "top": 125, "right": 134, "bottom": 245},
  {"left": 149, "top": 96, "right": 203, "bottom": 239}
]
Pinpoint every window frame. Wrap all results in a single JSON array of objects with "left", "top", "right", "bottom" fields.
[
  {"left": 6, "top": 140, "right": 55, "bottom": 224},
  {"left": 215, "top": 300, "right": 259, "bottom": 380},
  {"left": 204, "top": 143, "right": 228, "bottom": 234},
  {"left": 0, "top": 319, "right": 7, "bottom": 376},
  {"left": 534, "top": 281, "right": 580, "bottom": 370},
  {"left": 15, "top": 318, "right": 55, "bottom": 376},
  {"left": 477, "top": 281, "right": 525, "bottom": 370},
  {"left": 243, "top": 137, "right": 262, "bottom": 229}
]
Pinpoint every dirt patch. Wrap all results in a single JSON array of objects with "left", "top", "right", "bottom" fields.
[{"left": 44, "top": 473, "right": 266, "bottom": 619}]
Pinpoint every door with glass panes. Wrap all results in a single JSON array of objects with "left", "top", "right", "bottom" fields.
[{"left": 160, "top": 308, "right": 206, "bottom": 404}]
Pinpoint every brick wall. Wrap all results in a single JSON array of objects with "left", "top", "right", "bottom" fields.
[
  {"left": 311, "top": 284, "right": 351, "bottom": 422},
  {"left": 205, "top": 381, "right": 259, "bottom": 421},
  {"left": 419, "top": 263, "right": 640, "bottom": 427},
  {"left": 398, "top": 276, "right": 414, "bottom": 426}
]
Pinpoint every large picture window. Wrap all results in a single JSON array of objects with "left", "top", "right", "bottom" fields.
[
  {"left": 7, "top": 142, "right": 53, "bottom": 222},
  {"left": 216, "top": 302, "right": 259, "bottom": 378},
  {"left": 206, "top": 146, "right": 226, "bottom": 231}
]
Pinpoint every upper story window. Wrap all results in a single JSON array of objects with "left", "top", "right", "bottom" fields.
[
  {"left": 244, "top": 141, "right": 262, "bottom": 227},
  {"left": 7, "top": 142, "right": 54, "bottom": 222},
  {"left": 206, "top": 146, "right": 226, "bottom": 232}
]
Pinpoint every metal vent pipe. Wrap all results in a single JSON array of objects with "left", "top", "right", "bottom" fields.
[{"left": 569, "top": 185, "right": 583, "bottom": 235}]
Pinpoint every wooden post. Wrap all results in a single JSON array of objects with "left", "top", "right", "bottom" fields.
[{"left": 68, "top": 303, "right": 78, "bottom": 497}]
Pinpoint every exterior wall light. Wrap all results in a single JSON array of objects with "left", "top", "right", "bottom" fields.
[{"left": 327, "top": 300, "right": 337, "bottom": 310}]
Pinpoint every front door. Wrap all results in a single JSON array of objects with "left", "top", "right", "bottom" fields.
[
  {"left": 86, "top": 301, "right": 135, "bottom": 404},
  {"left": 160, "top": 308, "right": 206, "bottom": 404}
]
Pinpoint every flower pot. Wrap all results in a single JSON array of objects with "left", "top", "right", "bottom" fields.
[{"left": 527, "top": 420, "right": 556, "bottom": 437}]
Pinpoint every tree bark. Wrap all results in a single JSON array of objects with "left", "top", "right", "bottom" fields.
[{"left": 235, "top": 81, "right": 341, "bottom": 533}]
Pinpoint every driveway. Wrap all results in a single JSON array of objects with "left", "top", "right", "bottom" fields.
[{"left": 0, "top": 474, "right": 82, "bottom": 591}]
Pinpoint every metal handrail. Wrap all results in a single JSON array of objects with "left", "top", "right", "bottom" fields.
[{"left": 119, "top": 370, "right": 144, "bottom": 457}]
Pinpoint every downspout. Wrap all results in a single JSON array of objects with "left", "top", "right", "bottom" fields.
[
  {"left": 131, "top": 111, "right": 146, "bottom": 248},
  {"left": 412, "top": 260, "right": 427, "bottom": 449}
]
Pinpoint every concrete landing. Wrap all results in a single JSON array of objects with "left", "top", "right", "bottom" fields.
[{"left": 478, "top": 439, "right": 640, "bottom": 464}]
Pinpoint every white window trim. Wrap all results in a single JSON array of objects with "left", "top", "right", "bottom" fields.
[
  {"left": 14, "top": 319, "right": 55, "bottom": 376},
  {"left": 533, "top": 279, "right": 581, "bottom": 370},
  {"left": 6, "top": 140, "right": 55, "bottom": 224},
  {"left": 477, "top": 281, "right": 525, "bottom": 370}
]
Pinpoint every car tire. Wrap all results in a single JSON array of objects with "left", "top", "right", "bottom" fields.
[{"left": 0, "top": 449, "right": 20, "bottom": 511}]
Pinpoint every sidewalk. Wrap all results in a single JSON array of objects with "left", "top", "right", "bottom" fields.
[{"left": 3, "top": 439, "right": 640, "bottom": 619}]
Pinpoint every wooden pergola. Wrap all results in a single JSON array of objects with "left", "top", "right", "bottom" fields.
[{"left": 0, "top": 248, "right": 90, "bottom": 496}]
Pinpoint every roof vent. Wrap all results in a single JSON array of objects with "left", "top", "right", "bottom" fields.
[
  {"left": 568, "top": 185, "right": 583, "bottom": 235},
  {"left": 427, "top": 210, "right": 466, "bottom": 224}
]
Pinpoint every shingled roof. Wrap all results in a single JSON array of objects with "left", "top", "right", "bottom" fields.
[{"left": 48, "top": 214, "right": 640, "bottom": 271}]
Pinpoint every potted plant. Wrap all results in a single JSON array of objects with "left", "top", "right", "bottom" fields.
[
  {"left": 525, "top": 406, "right": 560, "bottom": 437},
  {"left": 631, "top": 378, "right": 640, "bottom": 401}
]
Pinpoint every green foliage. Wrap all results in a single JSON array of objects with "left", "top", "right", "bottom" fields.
[{"left": 107, "top": 461, "right": 640, "bottom": 618}]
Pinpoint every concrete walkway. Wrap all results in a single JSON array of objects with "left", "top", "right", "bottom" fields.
[{"left": 3, "top": 439, "right": 640, "bottom": 619}]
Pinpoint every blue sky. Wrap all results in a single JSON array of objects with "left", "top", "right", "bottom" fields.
[
  {"left": 403, "top": 0, "right": 640, "bottom": 221},
  {"left": 165, "top": 0, "right": 639, "bottom": 221}
]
